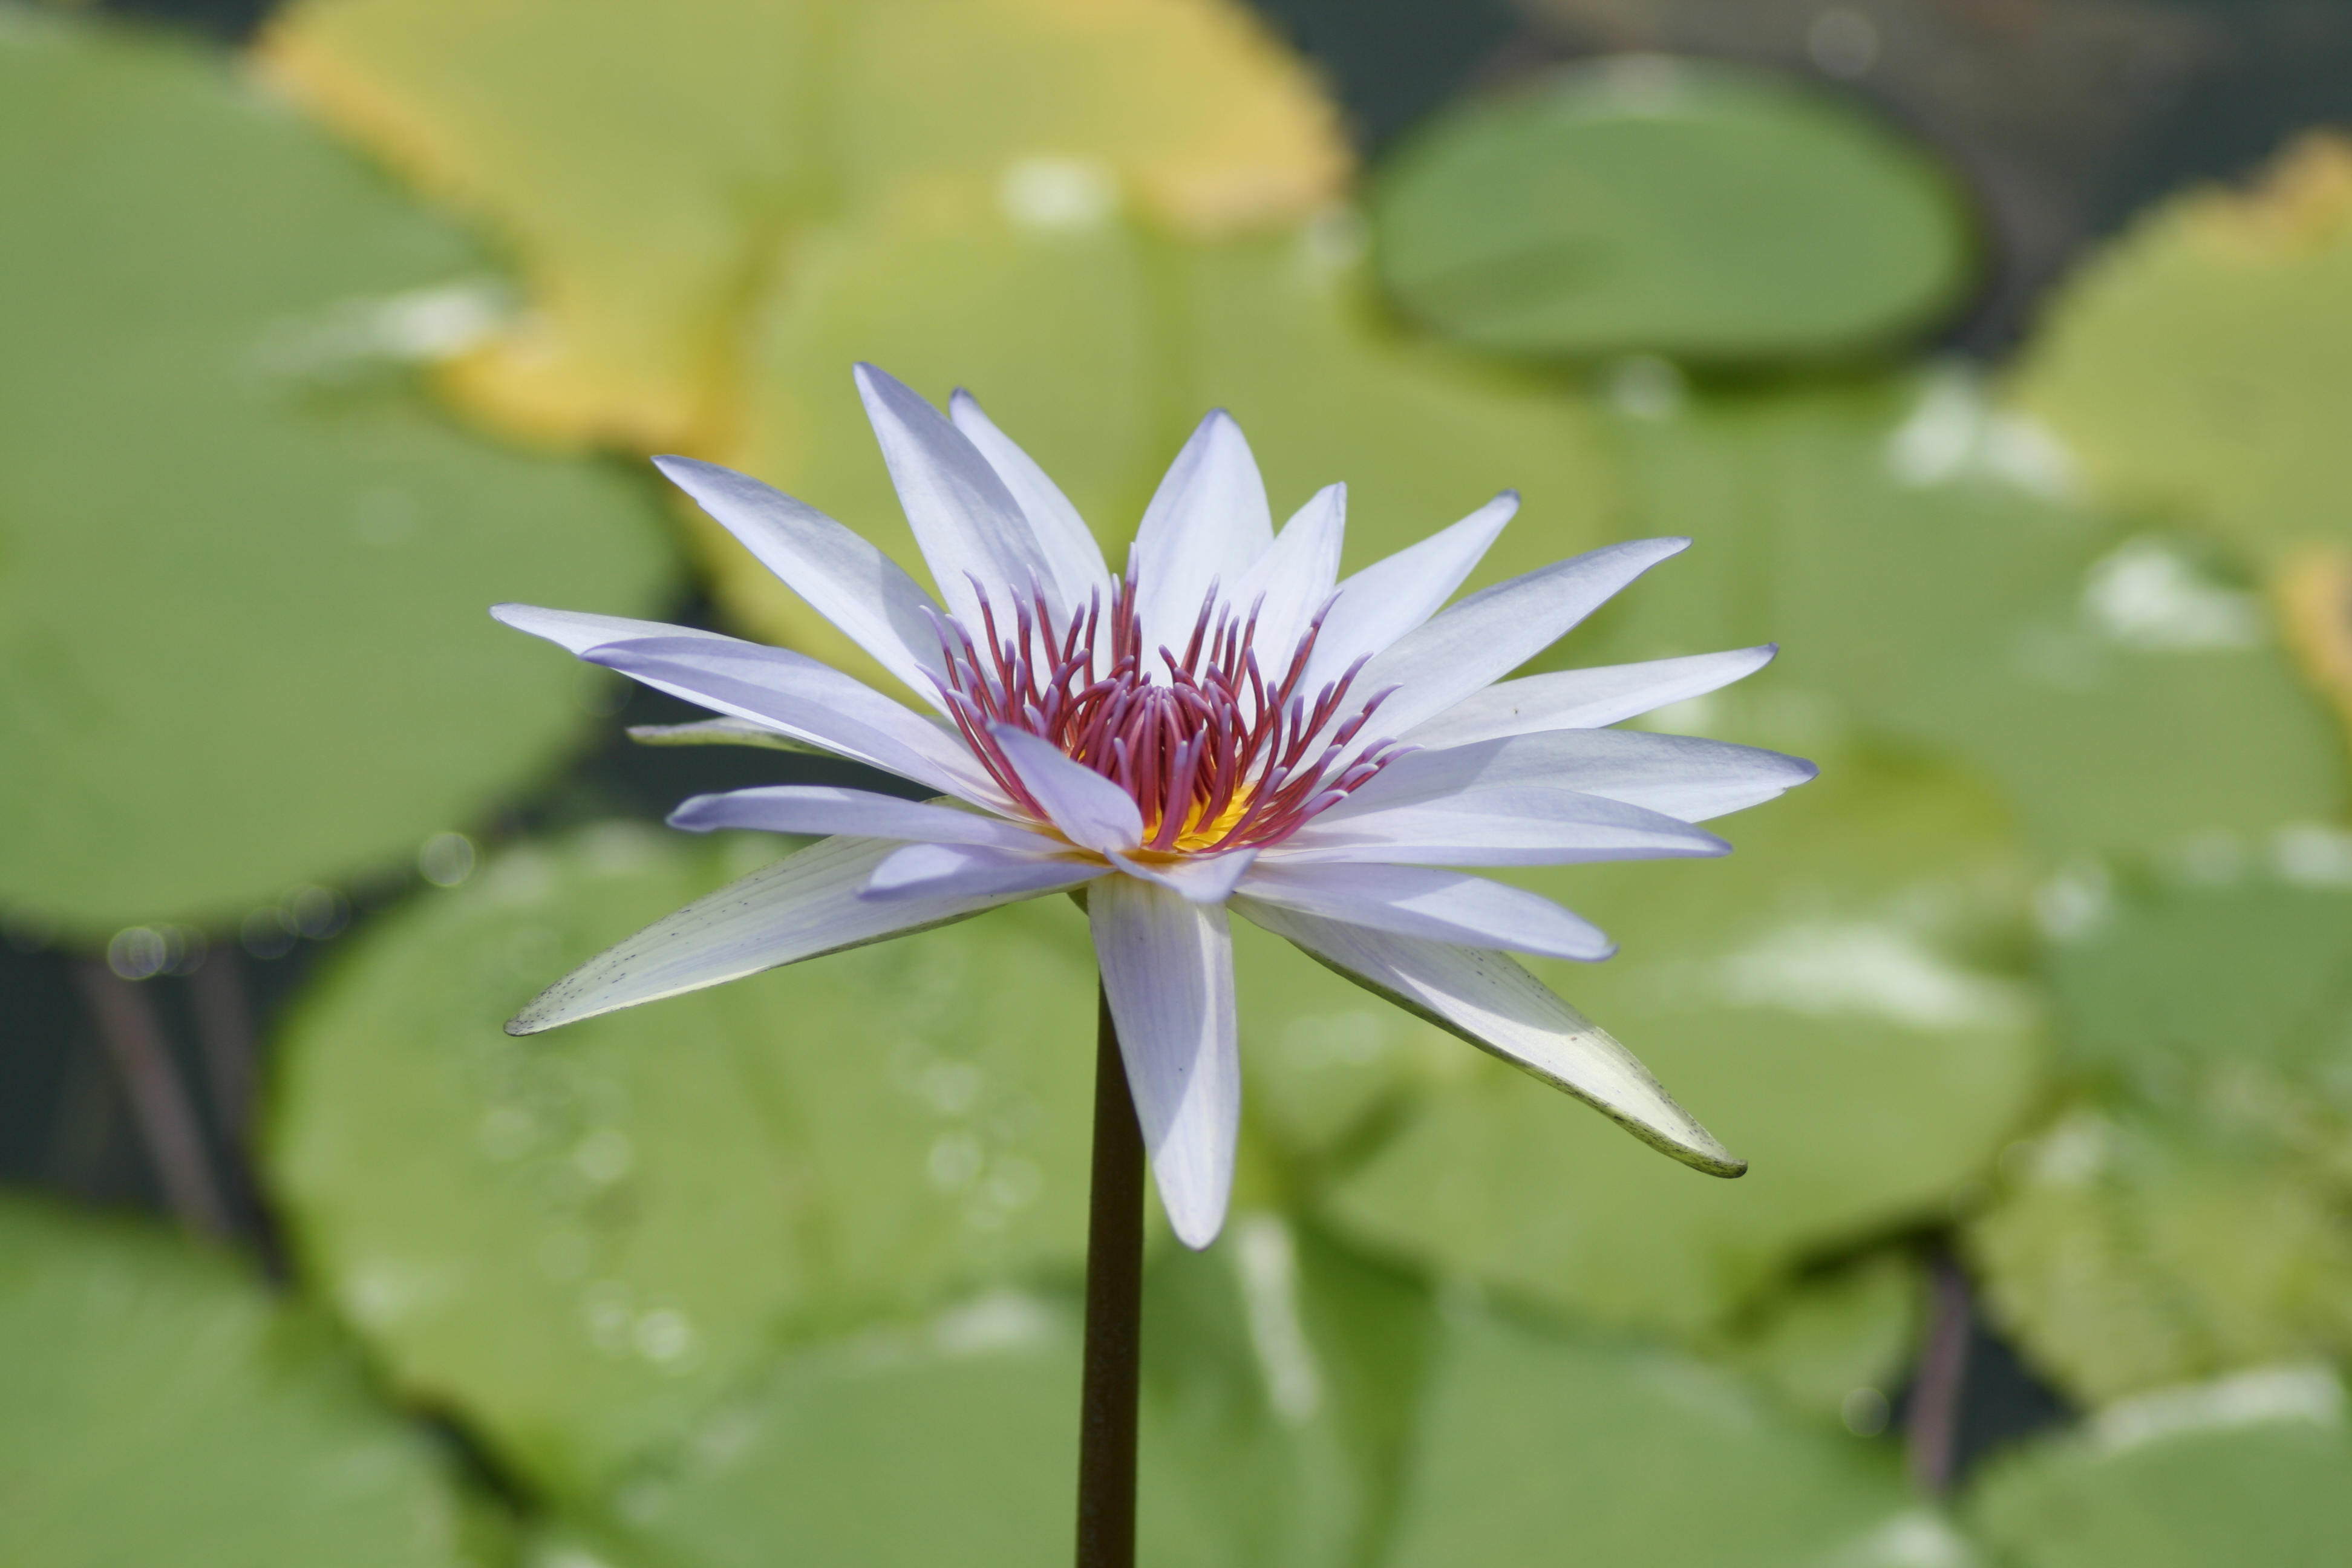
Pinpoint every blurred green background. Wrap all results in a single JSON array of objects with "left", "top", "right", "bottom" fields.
[{"left": 7, "top": 0, "right": 2352, "bottom": 1563}]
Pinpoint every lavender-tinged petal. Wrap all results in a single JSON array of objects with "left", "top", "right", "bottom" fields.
[
  {"left": 669, "top": 786, "right": 1045, "bottom": 851},
  {"left": 990, "top": 725, "right": 1145, "bottom": 853},
  {"left": 491, "top": 603, "right": 736, "bottom": 656},
  {"left": 1232, "top": 900, "right": 1743, "bottom": 1177},
  {"left": 1350, "top": 537, "right": 1691, "bottom": 740},
  {"left": 1227, "top": 483, "right": 1345, "bottom": 672},
  {"left": 649, "top": 456, "right": 950, "bottom": 702},
  {"left": 1132, "top": 410, "right": 1273, "bottom": 653},
  {"left": 1302, "top": 491, "right": 1517, "bottom": 690},
  {"left": 1402, "top": 646, "right": 1780, "bottom": 747},
  {"left": 587, "top": 636, "right": 1005, "bottom": 806},
  {"left": 507, "top": 836, "right": 1036, "bottom": 1034},
  {"left": 949, "top": 390, "right": 1112, "bottom": 606},
  {"left": 854, "top": 364, "right": 1067, "bottom": 629},
  {"left": 1090, "top": 877, "right": 1241, "bottom": 1249},
  {"left": 1341, "top": 729, "right": 1818, "bottom": 825},
  {"left": 1270, "top": 785, "right": 1730, "bottom": 866},
  {"left": 864, "top": 841, "right": 1106, "bottom": 900},
  {"left": 1236, "top": 860, "right": 1613, "bottom": 960},
  {"left": 1108, "top": 848, "right": 1258, "bottom": 906}
]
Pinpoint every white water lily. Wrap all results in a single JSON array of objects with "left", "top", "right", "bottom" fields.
[{"left": 494, "top": 365, "right": 1813, "bottom": 1248}]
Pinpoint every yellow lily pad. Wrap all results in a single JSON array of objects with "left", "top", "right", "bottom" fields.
[{"left": 260, "top": 0, "right": 1345, "bottom": 450}]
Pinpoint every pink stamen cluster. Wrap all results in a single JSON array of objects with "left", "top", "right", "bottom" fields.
[{"left": 929, "top": 571, "right": 1406, "bottom": 854}]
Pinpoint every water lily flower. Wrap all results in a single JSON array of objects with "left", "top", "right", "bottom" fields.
[{"left": 493, "top": 365, "right": 1813, "bottom": 1249}]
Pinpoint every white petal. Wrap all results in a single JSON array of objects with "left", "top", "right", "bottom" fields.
[
  {"left": 949, "top": 390, "right": 1111, "bottom": 607},
  {"left": 865, "top": 841, "right": 1106, "bottom": 901},
  {"left": 1343, "top": 730, "right": 1817, "bottom": 825},
  {"left": 668, "top": 786, "right": 1044, "bottom": 851},
  {"left": 1090, "top": 876, "right": 1240, "bottom": 1249},
  {"left": 1403, "top": 646, "right": 1780, "bottom": 747},
  {"left": 1278, "top": 784, "right": 1730, "bottom": 866},
  {"left": 491, "top": 603, "right": 736, "bottom": 657},
  {"left": 1233, "top": 900, "right": 1743, "bottom": 1176},
  {"left": 855, "top": 364, "right": 1067, "bottom": 629},
  {"left": 1350, "top": 537, "right": 1690, "bottom": 740},
  {"left": 1132, "top": 410, "right": 1272, "bottom": 653},
  {"left": 1108, "top": 848, "right": 1258, "bottom": 904},
  {"left": 626, "top": 717, "right": 823, "bottom": 754},
  {"left": 586, "top": 636, "right": 1004, "bottom": 806},
  {"left": 1227, "top": 483, "right": 1345, "bottom": 676},
  {"left": 1237, "top": 860, "right": 1613, "bottom": 960},
  {"left": 989, "top": 725, "right": 1143, "bottom": 852},
  {"left": 507, "top": 836, "right": 1037, "bottom": 1034},
  {"left": 650, "top": 456, "right": 950, "bottom": 702},
  {"left": 1302, "top": 491, "right": 1517, "bottom": 691}
]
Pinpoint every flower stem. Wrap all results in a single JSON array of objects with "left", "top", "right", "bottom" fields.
[{"left": 1075, "top": 979, "right": 1143, "bottom": 1568}]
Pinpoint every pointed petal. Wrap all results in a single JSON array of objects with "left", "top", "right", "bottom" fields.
[
  {"left": 1304, "top": 491, "right": 1517, "bottom": 690},
  {"left": 492, "top": 603, "right": 734, "bottom": 656},
  {"left": 1133, "top": 410, "right": 1272, "bottom": 652},
  {"left": 1228, "top": 483, "right": 1345, "bottom": 673},
  {"left": 587, "top": 636, "right": 1004, "bottom": 806},
  {"left": 668, "top": 786, "right": 1044, "bottom": 851},
  {"left": 949, "top": 390, "right": 1111, "bottom": 606},
  {"left": 855, "top": 364, "right": 1064, "bottom": 629},
  {"left": 1109, "top": 848, "right": 1258, "bottom": 904},
  {"left": 1090, "top": 876, "right": 1241, "bottom": 1248},
  {"left": 1342, "top": 730, "right": 1817, "bottom": 825},
  {"left": 652, "top": 456, "right": 950, "bottom": 701},
  {"left": 989, "top": 725, "right": 1144, "bottom": 852},
  {"left": 1403, "top": 646, "right": 1780, "bottom": 747},
  {"left": 1237, "top": 860, "right": 1613, "bottom": 960},
  {"left": 507, "top": 836, "right": 1034, "bottom": 1034},
  {"left": 627, "top": 717, "right": 826, "bottom": 754},
  {"left": 1275, "top": 785, "right": 1730, "bottom": 866},
  {"left": 864, "top": 841, "right": 1106, "bottom": 901},
  {"left": 1233, "top": 901, "right": 1743, "bottom": 1176},
  {"left": 1350, "top": 537, "right": 1690, "bottom": 739}
]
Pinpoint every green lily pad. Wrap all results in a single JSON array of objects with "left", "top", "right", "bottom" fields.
[
  {"left": 2043, "top": 852, "right": 2352, "bottom": 1108},
  {"left": 267, "top": 824, "right": 1100, "bottom": 1497},
  {"left": 269, "top": 823, "right": 1455, "bottom": 1499},
  {"left": 0, "top": 14, "right": 670, "bottom": 936},
  {"left": 716, "top": 204, "right": 1617, "bottom": 694},
  {"left": 1383, "top": 1302, "right": 1963, "bottom": 1568},
  {"left": 1967, "top": 863, "right": 2352, "bottom": 1406},
  {"left": 1714, "top": 1252, "right": 1921, "bottom": 1425},
  {"left": 260, "top": 0, "right": 1345, "bottom": 449},
  {"left": 581, "top": 1218, "right": 1434, "bottom": 1568},
  {"left": 1970, "top": 1106, "right": 2352, "bottom": 1408},
  {"left": 1324, "top": 743, "right": 2045, "bottom": 1338},
  {"left": 1370, "top": 57, "right": 1976, "bottom": 362},
  {"left": 1966, "top": 1366, "right": 2352, "bottom": 1567},
  {"left": 1572, "top": 373, "right": 2345, "bottom": 859},
  {"left": 0, "top": 1195, "right": 495, "bottom": 1568},
  {"left": 2011, "top": 133, "right": 2352, "bottom": 564}
]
